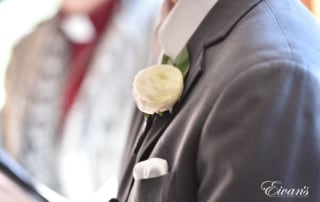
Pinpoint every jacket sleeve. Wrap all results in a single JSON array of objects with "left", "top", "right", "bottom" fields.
[{"left": 197, "top": 61, "right": 320, "bottom": 202}]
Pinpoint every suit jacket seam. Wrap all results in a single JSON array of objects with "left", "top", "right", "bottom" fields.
[{"left": 264, "top": 0, "right": 294, "bottom": 60}]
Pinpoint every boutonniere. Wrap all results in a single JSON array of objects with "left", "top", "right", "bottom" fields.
[{"left": 133, "top": 47, "right": 190, "bottom": 116}]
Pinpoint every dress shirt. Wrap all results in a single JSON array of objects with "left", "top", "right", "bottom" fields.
[{"left": 159, "top": 0, "right": 219, "bottom": 60}]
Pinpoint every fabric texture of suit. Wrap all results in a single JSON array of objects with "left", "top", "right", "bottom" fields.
[{"left": 118, "top": 0, "right": 320, "bottom": 201}]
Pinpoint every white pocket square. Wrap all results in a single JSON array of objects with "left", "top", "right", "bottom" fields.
[{"left": 133, "top": 158, "right": 168, "bottom": 180}]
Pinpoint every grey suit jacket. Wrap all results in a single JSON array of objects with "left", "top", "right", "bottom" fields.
[{"left": 117, "top": 0, "right": 320, "bottom": 201}]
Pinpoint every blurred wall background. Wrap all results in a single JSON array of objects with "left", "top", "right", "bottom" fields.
[{"left": 0, "top": 0, "right": 319, "bottom": 110}]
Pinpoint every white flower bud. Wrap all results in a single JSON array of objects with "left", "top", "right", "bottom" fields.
[{"left": 133, "top": 65, "right": 184, "bottom": 114}]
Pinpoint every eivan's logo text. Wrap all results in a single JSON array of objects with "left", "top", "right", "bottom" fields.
[{"left": 261, "top": 181, "right": 309, "bottom": 198}]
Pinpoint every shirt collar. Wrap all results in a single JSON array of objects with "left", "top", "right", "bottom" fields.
[{"left": 159, "top": 0, "right": 219, "bottom": 60}]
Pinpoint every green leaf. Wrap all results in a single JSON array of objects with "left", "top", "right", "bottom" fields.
[
  {"left": 161, "top": 47, "right": 190, "bottom": 78},
  {"left": 161, "top": 54, "right": 173, "bottom": 65},
  {"left": 144, "top": 113, "right": 152, "bottom": 119},
  {"left": 173, "top": 47, "right": 190, "bottom": 78}
]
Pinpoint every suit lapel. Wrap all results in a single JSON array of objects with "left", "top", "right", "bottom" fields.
[
  {"left": 201, "top": 0, "right": 262, "bottom": 46},
  {"left": 135, "top": 0, "right": 263, "bottom": 162},
  {"left": 119, "top": 0, "right": 265, "bottom": 200},
  {"left": 136, "top": 48, "right": 204, "bottom": 161}
]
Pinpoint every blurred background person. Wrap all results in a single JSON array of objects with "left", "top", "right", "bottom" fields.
[{"left": 0, "top": 0, "right": 162, "bottom": 201}]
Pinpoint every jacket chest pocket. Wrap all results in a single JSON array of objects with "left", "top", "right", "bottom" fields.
[{"left": 129, "top": 172, "right": 176, "bottom": 202}]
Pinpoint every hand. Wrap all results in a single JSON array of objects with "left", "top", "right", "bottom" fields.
[{"left": 0, "top": 171, "right": 35, "bottom": 202}]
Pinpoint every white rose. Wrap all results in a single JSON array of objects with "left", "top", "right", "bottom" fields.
[{"left": 133, "top": 64, "right": 184, "bottom": 114}]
